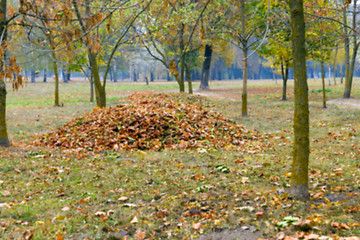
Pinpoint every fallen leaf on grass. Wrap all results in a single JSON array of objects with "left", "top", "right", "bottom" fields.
[
  {"left": 134, "top": 229, "right": 146, "bottom": 240},
  {"left": 192, "top": 222, "right": 202, "bottom": 231},
  {"left": 131, "top": 216, "right": 139, "bottom": 224}
]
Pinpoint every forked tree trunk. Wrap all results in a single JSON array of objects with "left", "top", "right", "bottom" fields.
[
  {"left": 89, "top": 52, "right": 106, "bottom": 107},
  {"left": 321, "top": 62, "right": 327, "bottom": 109},
  {"left": 200, "top": 44, "right": 212, "bottom": 90},
  {"left": 289, "top": 0, "right": 310, "bottom": 201}
]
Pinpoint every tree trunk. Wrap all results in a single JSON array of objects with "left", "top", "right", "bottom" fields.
[
  {"left": 0, "top": 80, "right": 9, "bottom": 147},
  {"left": 113, "top": 63, "right": 118, "bottom": 82},
  {"left": 52, "top": 52, "right": 60, "bottom": 106},
  {"left": 185, "top": 63, "right": 193, "bottom": 94},
  {"left": 281, "top": 62, "right": 289, "bottom": 101},
  {"left": 89, "top": 52, "right": 106, "bottom": 107},
  {"left": 343, "top": 0, "right": 352, "bottom": 98},
  {"left": 340, "top": 63, "right": 343, "bottom": 84},
  {"left": 240, "top": 0, "right": 248, "bottom": 117},
  {"left": 31, "top": 68, "right": 36, "bottom": 83},
  {"left": 328, "top": 65, "right": 331, "bottom": 86},
  {"left": 43, "top": 67, "right": 47, "bottom": 82},
  {"left": 333, "top": 44, "right": 338, "bottom": 85},
  {"left": 344, "top": 42, "right": 358, "bottom": 98},
  {"left": 242, "top": 47, "right": 248, "bottom": 117},
  {"left": 200, "top": 45, "right": 212, "bottom": 90},
  {"left": 150, "top": 71, "right": 154, "bottom": 82},
  {"left": 180, "top": 55, "right": 185, "bottom": 93},
  {"left": 0, "top": 0, "right": 9, "bottom": 146},
  {"left": 67, "top": 69, "right": 71, "bottom": 82},
  {"left": 321, "top": 61, "right": 327, "bottom": 109},
  {"left": 90, "top": 71, "right": 94, "bottom": 102},
  {"left": 289, "top": 0, "right": 310, "bottom": 201}
]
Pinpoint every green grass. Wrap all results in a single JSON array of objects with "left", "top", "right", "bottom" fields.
[{"left": 1, "top": 78, "right": 359, "bottom": 239}]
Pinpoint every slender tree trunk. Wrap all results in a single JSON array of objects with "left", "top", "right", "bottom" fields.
[
  {"left": 31, "top": 68, "right": 36, "bottom": 83},
  {"left": 333, "top": 44, "right": 338, "bottom": 85},
  {"left": 200, "top": 44, "right": 212, "bottom": 90},
  {"left": 43, "top": 67, "right": 47, "bottom": 82},
  {"left": 242, "top": 47, "right": 248, "bottom": 117},
  {"left": 328, "top": 65, "right": 331, "bottom": 86},
  {"left": 150, "top": 71, "right": 154, "bottom": 82},
  {"left": 113, "top": 63, "right": 118, "bottom": 82},
  {"left": 340, "top": 63, "right": 343, "bottom": 84},
  {"left": 281, "top": 62, "right": 289, "bottom": 101},
  {"left": 0, "top": 0, "right": 9, "bottom": 146},
  {"left": 321, "top": 62, "right": 327, "bottom": 109},
  {"left": 0, "top": 0, "right": 10, "bottom": 144},
  {"left": 90, "top": 71, "right": 94, "bottom": 102},
  {"left": 0, "top": 80, "right": 9, "bottom": 147},
  {"left": 185, "top": 63, "right": 193, "bottom": 94},
  {"left": 240, "top": 0, "right": 248, "bottom": 117},
  {"left": 289, "top": 0, "right": 310, "bottom": 201},
  {"left": 52, "top": 52, "right": 60, "bottom": 106},
  {"left": 343, "top": 0, "right": 352, "bottom": 98}
]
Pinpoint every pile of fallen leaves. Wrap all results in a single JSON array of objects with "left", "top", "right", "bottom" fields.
[{"left": 34, "top": 93, "right": 262, "bottom": 151}]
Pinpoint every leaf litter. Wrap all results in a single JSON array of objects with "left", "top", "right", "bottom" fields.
[{"left": 34, "top": 93, "right": 264, "bottom": 152}]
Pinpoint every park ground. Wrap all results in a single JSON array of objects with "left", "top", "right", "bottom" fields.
[{"left": 0, "top": 78, "right": 359, "bottom": 239}]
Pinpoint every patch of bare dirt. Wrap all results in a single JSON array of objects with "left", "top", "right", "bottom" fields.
[
  {"left": 197, "top": 228, "right": 266, "bottom": 240},
  {"left": 327, "top": 98, "right": 360, "bottom": 109}
]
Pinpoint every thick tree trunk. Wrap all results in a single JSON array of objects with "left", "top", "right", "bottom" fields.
[
  {"left": 344, "top": 43, "right": 358, "bottom": 98},
  {"left": 289, "top": 0, "right": 310, "bottom": 201},
  {"left": 343, "top": 0, "right": 354, "bottom": 98},
  {"left": 321, "top": 62, "right": 327, "bottom": 109},
  {"left": 200, "top": 44, "right": 212, "bottom": 90}
]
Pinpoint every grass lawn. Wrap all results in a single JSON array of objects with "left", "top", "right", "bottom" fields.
[{"left": 0, "top": 78, "right": 359, "bottom": 239}]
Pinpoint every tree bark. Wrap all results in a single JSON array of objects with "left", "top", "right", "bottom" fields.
[
  {"left": 321, "top": 62, "right": 327, "bottom": 109},
  {"left": 52, "top": 52, "right": 60, "bottom": 106},
  {"left": 240, "top": 0, "right": 248, "bottom": 117},
  {"left": 31, "top": 68, "right": 36, "bottom": 83},
  {"left": 200, "top": 44, "right": 212, "bottom": 90},
  {"left": 289, "top": 0, "right": 310, "bottom": 201},
  {"left": 43, "top": 67, "right": 47, "bottom": 82},
  {"left": 333, "top": 44, "right": 338, "bottom": 85},
  {"left": 343, "top": 0, "right": 356, "bottom": 98},
  {"left": 0, "top": 0, "right": 9, "bottom": 147},
  {"left": 281, "top": 62, "right": 289, "bottom": 101},
  {"left": 185, "top": 63, "right": 193, "bottom": 94}
]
